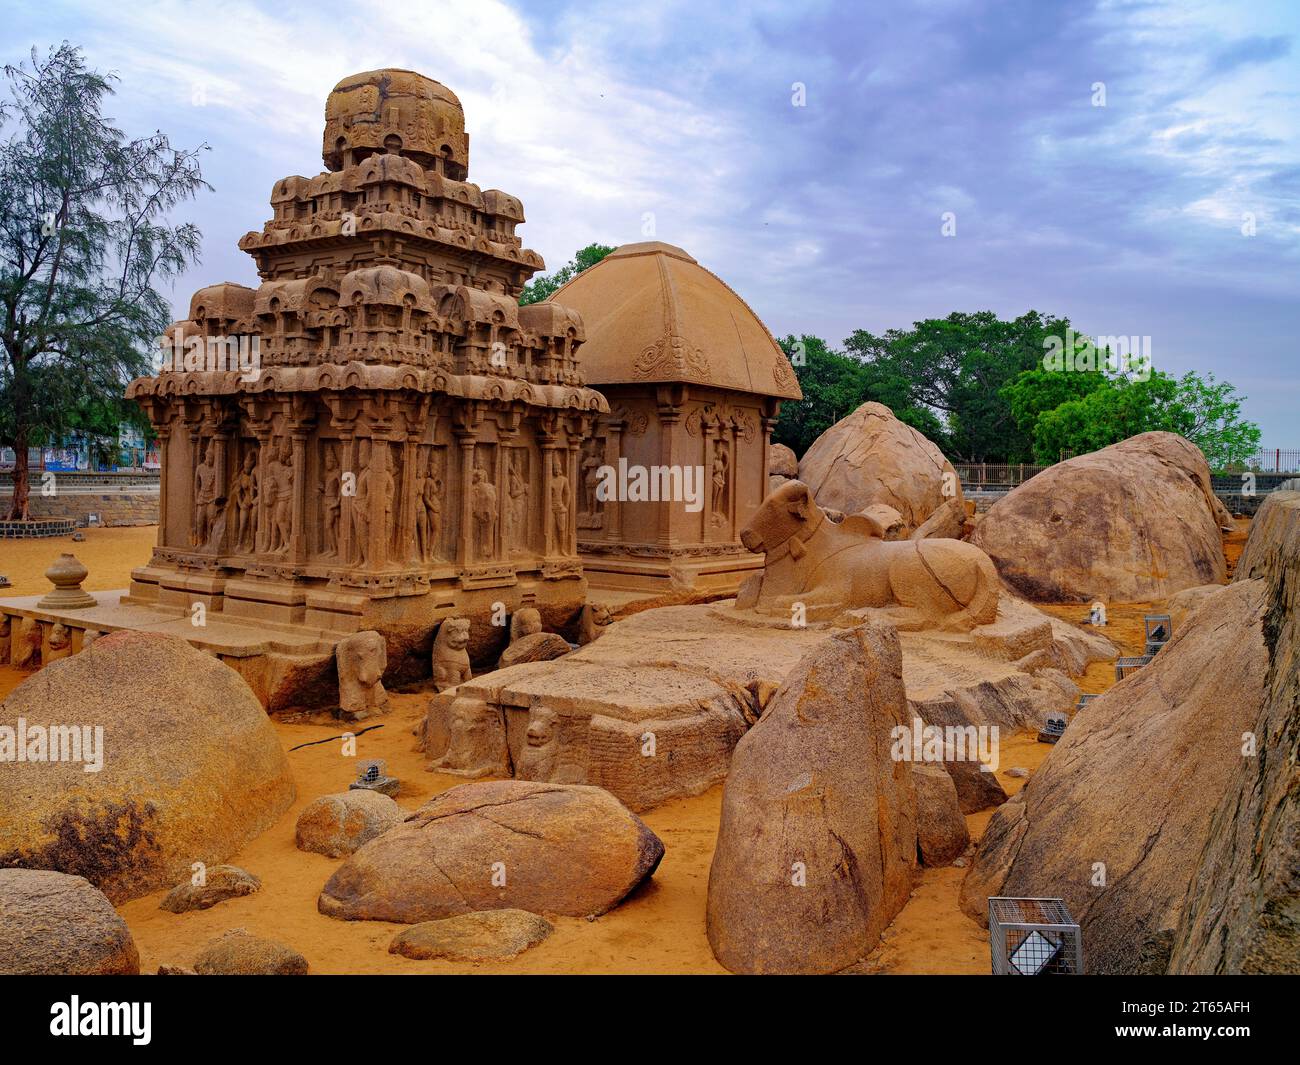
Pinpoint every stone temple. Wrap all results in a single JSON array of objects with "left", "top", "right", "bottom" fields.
[
  {"left": 122, "top": 69, "right": 607, "bottom": 673},
  {"left": 552, "top": 242, "right": 802, "bottom": 596},
  {"left": 0, "top": 68, "right": 803, "bottom": 708}
]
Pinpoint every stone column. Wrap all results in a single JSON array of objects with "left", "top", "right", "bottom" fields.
[{"left": 456, "top": 432, "right": 476, "bottom": 565}]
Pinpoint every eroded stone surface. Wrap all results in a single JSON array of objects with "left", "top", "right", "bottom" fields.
[
  {"left": 960, "top": 581, "right": 1267, "bottom": 973},
  {"left": 706, "top": 624, "right": 917, "bottom": 974},
  {"left": 970, "top": 432, "right": 1228, "bottom": 602},
  {"left": 388, "top": 909, "right": 553, "bottom": 961},
  {"left": 0, "top": 869, "right": 139, "bottom": 975},
  {"left": 0, "top": 630, "right": 295, "bottom": 903},
  {"left": 318, "top": 780, "right": 663, "bottom": 922},
  {"left": 160, "top": 864, "right": 261, "bottom": 913},
  {"left": 295, "top": 790, "right": 404, "bottom": 858},
  {"left": 194, "top": 929, "right": 308, "bottom": 975},
  {"left": 797, "top": 401, "right": 964, "bottom": 533}
]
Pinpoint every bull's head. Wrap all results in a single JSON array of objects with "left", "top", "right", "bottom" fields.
[{"left": 741, "top": 480, "right": 821, "bottom": 555}]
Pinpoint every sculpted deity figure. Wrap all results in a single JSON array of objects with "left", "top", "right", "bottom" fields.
[
  {"left": 471, "top": 465, "right": 497, "bottom": 559},
  {"left": 550, "top": 452, "right": 570, "bottom": 554},
  {"left": 322, "top": 446, "right": 342, "bottom": 557},
  {"left": 351, "top": 440, "right": 372, "bottom": 565},
  {"left": 506, "top": 453, "right": 527, "bottom": 550},
  {"left": 711, "top": 444, "right": 729, "bottom": 527},
  {"left": 418, "top": 452, "right": 444, "bottom": 562},
  {"left": 192, "top": 439, "right": 221, "bottom": 548},
  {"left": 231, "top": 450, "right": 259, "bottom": 552},
  {"left": 270, "top": 440, "right": 294, "bottom": 553}
]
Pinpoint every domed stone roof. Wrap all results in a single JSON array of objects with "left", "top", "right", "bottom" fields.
[
  {"left": 549, "top": 242, "right": 802, "bottom": 400},
  {"left": 324, "top": 69, "right": 469, "bottom": 178}
]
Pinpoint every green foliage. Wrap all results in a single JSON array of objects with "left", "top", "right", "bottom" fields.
[
  {"left": 1031, "top": 370, "right": 1260, "bottom": 468},
  {"left": 844, "top": 311, "right": 1075, "bottom": 462},
  {"left": 1001, "top": 366, "right": 1110, "bottom": 442},
  {"left": 0, "top": 42, "right": 208, "bottom": 516},
  {"left": 518, "top": 242, "right": 615, "bottom": 305},
  {"left": 773, "top": 334, "right": 946, "bottom": 456}
]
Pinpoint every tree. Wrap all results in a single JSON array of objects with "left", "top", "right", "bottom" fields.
[
  {"left": 845, "top": 311, "right": 1075, "bottom": 462},
  {"left": 1032, "top": 370, "right": 1260, "bottom": 469},
  {"left": 773, "top": 334, "right": 868, "bottom": 455},
  {"left": 0, "top": 43, "right": 207, "bottom": 518},
  {"left": 1000, "top": 365, "right": 1110, "bottom": 442},
  {"left": 518, "top": 242, "right": 615, "bottom": 305}
]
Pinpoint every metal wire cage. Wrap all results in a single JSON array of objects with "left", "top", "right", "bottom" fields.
[
  {"left": 989, "top": 897, "right": 1083, "bottom": 975},
  {"left": 1144, "top": 613, "right": 1172, "bottom": 655}
]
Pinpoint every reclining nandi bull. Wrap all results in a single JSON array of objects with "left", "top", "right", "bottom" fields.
[{"left": 736, "top": 480, "right": 1000, "bottom": 631}]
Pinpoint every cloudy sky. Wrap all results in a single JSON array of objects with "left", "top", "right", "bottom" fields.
[{"left": 5, "top": 0, "right": 1298, "bottom": 440}]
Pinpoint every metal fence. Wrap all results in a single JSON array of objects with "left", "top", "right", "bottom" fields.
[{"left": 1245, "top": 450, "right": 1300, "bottom": 474}]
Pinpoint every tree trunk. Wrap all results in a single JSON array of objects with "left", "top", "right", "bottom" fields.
[{"left": 7, "top": 427, "right": 31, "bottom": 521}]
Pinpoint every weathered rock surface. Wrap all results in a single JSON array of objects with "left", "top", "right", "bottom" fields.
[
  {"left": 970, "top": 432, "right": 1227, "bottom": 602},
  {"left": 943, "top": 745, "right": 1009, "bottom": 814},
  {"left": 194, "top": 929, "right": 308, "bottom": 975},
  {"left": 318, "top": 780, "right": 664, "bottom": 922},
  {"left": 960, "top": 580, "right": 1268, "bottom": 973},
  {"left": 769, "top": 442, "right": 799, "bottom": 479},
  {"left": 0, "top": 630, "right": 295, "bottom": 903},
  {"left": 388, "top": 909, "right": 554, "bottom": 961},
  {"left": 0, "top": 869, "right": 140, "bottom": 975},
  {"left": 1169, "top": 491, "right": 1300, "bottom": 973},
  {"left": 160, "top": 864, "right": 261, "bottom": 913},
  {"left": 498, "top": 631, "right": 571, "bottom": 670},
  {"left": 797, "top": 401, "right": 963, "bottom": 533},
  {"left": 911, "top": 763, "right": 970, "bottom": 866},
  {"left": 295, "top": 790, "right": 404, "bottom": 859},
  {"left": 706, "top": 624, "right": 917, "bottom": 974}
]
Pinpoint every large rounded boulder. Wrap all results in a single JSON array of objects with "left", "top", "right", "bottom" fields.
[
  {"left": 959, "top": 580, "right": 1267, "bottom": 973},
  {"left": 318, "top": 780, "right": 664, "bottom": 922},
  {"left": 797, "top": 401, "right": 962, "bottom": 533},
  {"left": 0, "top": 869, "right": 140, "bottom": 974},
  {"left": 0, "top": 630, "right": 295, "bottom": 903},
  {"left": 970, "top": 432, "right": 1228, "bottom": 602}
]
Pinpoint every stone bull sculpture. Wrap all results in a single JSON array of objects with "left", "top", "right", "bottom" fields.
[{"left": 736, "top": 480, "right": 1000, "bottom": 631}]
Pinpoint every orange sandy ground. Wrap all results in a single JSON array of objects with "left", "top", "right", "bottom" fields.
[{"left": 0, "top": 522, "right": 1241, "bottom": 974}]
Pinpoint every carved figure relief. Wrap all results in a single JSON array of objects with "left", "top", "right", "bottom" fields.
[
  {"left": 471, "top": 464, "right": 498, "bottom": 560},
  {"left": 192, "top": 439, "right": 221, "bottom": 548},
  {"left": 231, "top": 449, "right": 259, "bottom": 553},
  {"left": 550, "top": 452, "right": 570, "bottom": 554},
  {"left": 322, "top": 444, "right": 342, "bottom": 557}
]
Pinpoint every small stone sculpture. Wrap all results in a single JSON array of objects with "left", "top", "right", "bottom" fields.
[
  {"left": 36, "top": 553, "right": 97, "bottom": 610},
  {"left": 514, "top": 706, "right": 584, "bottom": 784},
  {"left": 498, "top": 607, "right": 570, "bottom": 669},
  {"left": 432, "top": 617, "right": 472, "bottom": 692},
  {"left": 335, "top": 630, "right": 389, "bottom": 720},
  {"left": 14, "top": 617, "right": 41, "bottom": 668},
  {"left": 576, "top": 602, "right": 613, "bottom": 645},
  {"left": 46, "top": 623, "right": 72, "bottom": 663},
  {"left": 430, "top": 696, "right": 509, "bottom": 778}
]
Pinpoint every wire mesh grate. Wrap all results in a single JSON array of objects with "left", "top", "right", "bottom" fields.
[{"left": 989, "top": 897, "right": 1082, "bottom": 975}]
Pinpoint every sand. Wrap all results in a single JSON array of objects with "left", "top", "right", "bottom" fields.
[{"left": 0, "top": 522, "right": 1233, "bottom": 974}]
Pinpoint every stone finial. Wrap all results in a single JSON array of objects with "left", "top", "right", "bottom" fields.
[{"left": 37, "top": 553, "right": 97, "bottom": 609}]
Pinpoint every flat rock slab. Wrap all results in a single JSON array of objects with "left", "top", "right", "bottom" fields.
[
  {"left": 318, "top": 780, "right": 664, "bottom": 922},
  {"left": 425, "top": 595, "right": 1112, "bottom": 812},
  {"left": 194, "top": 930, "right": 308, "bottom": 975},
  {"left": 160, "top": 864, "right": 261, "bottom": 912},
  {"left": 389, "top": 909, "right": 554, "bottom": 961},
  {"left": 0, "top": 869, "right": 139, "bottom": 975}
]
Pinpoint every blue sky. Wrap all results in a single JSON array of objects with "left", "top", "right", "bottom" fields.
[{"left": 4, "top": 0, "right": 1297, "bottom": 440}]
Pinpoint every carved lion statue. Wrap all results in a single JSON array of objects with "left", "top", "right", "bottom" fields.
[
  {"left": 737, "top": 480, "right": 1000, "bottom": 631},
  {"left": 432, "top": 616, "right": 472, "bottom": 692}
]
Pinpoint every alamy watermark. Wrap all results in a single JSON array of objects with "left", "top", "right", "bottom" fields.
[
  {"left": 0, "top": 718, "right": 104, "bottom": 773},
  {"left": 890, "top": 716, "right": 1000, "bottom": 771},
  {"left": 158, "top": 326, "right": 262, "bottom": 382},
  {"left": 595, "top": 460, "right": 706, "bottom": 513},
  {"left": 1042, "top": 328, "right": 1151, "bottom": 381}
]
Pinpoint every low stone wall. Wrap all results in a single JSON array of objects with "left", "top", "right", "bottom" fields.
[{"left": 21, "top": 487, "right": 158, "bottom": 527}]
